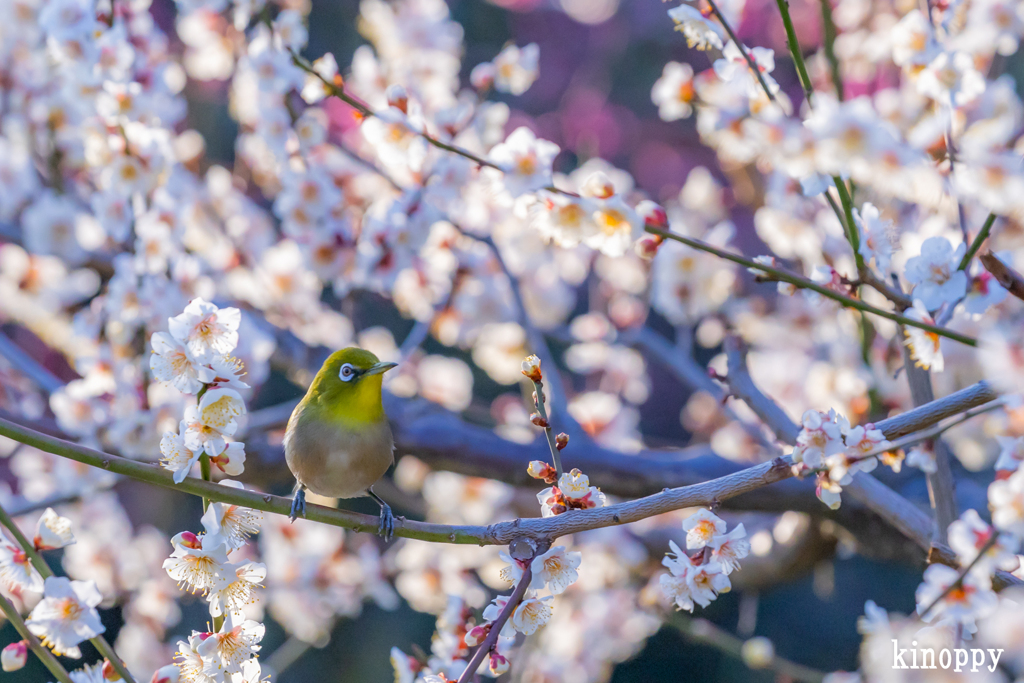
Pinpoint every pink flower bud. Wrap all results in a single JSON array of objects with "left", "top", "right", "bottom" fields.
[
  {"left": 527, "top": 460, "right": 557, "bottom": 483},
  {"left": 150, "top": 665, "right": 181, "bottom": 683},
  {"left": 178, "top": 531, "right": 202, "bottom": 549},
  {"left": 634, "top": 234, "right": 663, "bottom": 260},
  {"left": 636, "top": 200, "right": 668, "bottom": 229},
  {"left": 470, "top": 63, "right": 496, "bottom": 90},
  {"left": 1, "top": 641, "right": 27, "bottom": 672},
  {"left": 555, "top": 433, "right": 569, "bottom": 450},
  {"left": 530, "top": 413, "right": 550, "bottom": 428},
  {"left": 489, "top": 653, "right": 510, "bottom": 676},
  {"left": 463, "top": 623, "right": 491, "bottom": 647}
]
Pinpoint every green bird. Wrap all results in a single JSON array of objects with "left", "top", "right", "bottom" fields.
[{"left": 284, "top": 348, "right": 399, "bottom": 539}]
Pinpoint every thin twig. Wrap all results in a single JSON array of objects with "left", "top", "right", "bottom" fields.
[
  {"left": 917, "top": 534, "right": 1000, "bottom": 620},
  {"left": 456, "top": 566, "right": 534, "bottom": 683},
  {"left": 0, "top": 501, "right": 139, "bottom": 683},
  {"left": 530, "top": 377, "right": 564, "bottom": 479},
  {"left": 818, "top": 0, "right": 844, "bottom": 100},
  {"left": 288, "top": 49, "right": 501, "bottom": 172},
  {"left": 959, "top": 214, "right": 997, "bottom": 271},
  {"left": 774, "top": 0, "right": 814, "bottom": 105},
  {"left": 705, "top": 0, "right": 777, "bottom": 102},
  {"left": 645, "top": 226, "right": 976, "bottom": 346},
  {"left": 0, "top": 592, "right": 76, "bottom": 683}
]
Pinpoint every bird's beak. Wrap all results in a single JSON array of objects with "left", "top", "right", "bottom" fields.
[{"left": 365, "top": 361, "right": 398, "bottom": 376}]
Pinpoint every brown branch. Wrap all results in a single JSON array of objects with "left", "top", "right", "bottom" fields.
[
  {"left": 899, "top": 341, "right": 958, "bottom": 544},
  {"left": 980, "top": 249, "right": 1024, "bottom": 302},
  {"left": 722, "top": 335, "right": 801, "bottom": 444},
  {"left": 456, "top": 564, "right": 534, "bottom": 683}
]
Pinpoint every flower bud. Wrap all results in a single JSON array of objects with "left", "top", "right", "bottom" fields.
[
  {"left": 740, "top": 637, "right": 774, "bottom": 669},
  {"left": 489, "top": 653, "right": 510, "bottom": 676},
  {"left": 527, "top": 460, "right": 557, "bottom": 483},
  {"left": 386, "top": 84, "right": 408, "bottom": 113},
  {"left": 555, "top": 433, "right": 569, "bottom": 450},
  {"left": 470, "top": 62, "right": 496, "bottom": 91},
  {"left": 580, "top": 172, "right": 615, "bottom": 199},
  {"left": 103, "top": 659, "right": 122, "bottom": 680},
  {"left": 34, "top": 507, "right": 75, "bottom": 551},
  {"left": 150, "top": 665, "right": 181, "bottom": 683},
  {"left": 636, "top": 200, "right": 668, "bottom": 230},
  {"left": 521, "top": 355, "right": 542, "bottom": 382},
  {"left": 1, "top": 641, "right": 27, "bottom": 672},
  {"left": 463, "top": 623, "right": 491, "bottom": 647},
  {"left": 634, "top": 233, "right": 663, "bottom": 260},
  {"left": 530, "top": 413, "right": 550, "bottom": 428}
]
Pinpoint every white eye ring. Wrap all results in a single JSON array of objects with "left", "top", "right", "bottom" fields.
[{"left": 339, "top": 363, "right": 356, "bottom": 382}]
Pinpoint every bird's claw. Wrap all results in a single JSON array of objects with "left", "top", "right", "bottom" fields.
[
  {"left": 290, "top": 488, "right": 306, "bottom": 522},
  {"left": 378, "top": 502, "right": 394, "bottom": 542}
]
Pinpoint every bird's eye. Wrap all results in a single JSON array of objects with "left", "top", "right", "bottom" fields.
[{"left": 339, "top": 363, "right": 356, "bottom": 382}]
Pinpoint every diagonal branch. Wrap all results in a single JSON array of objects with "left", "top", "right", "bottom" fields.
[
  {"left": 0, "top": 591, "right": 75, "bottom": 683},
  {"left": 0, "top": 502, "right": 138, "bottom": 683},
  {"left": 644, "top": 227, "right": 976, "bottom": 346}
]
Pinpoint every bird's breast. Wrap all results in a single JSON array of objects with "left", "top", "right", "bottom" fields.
[{"left": 284, "top": 409, "right": 394, "bottom": 499}]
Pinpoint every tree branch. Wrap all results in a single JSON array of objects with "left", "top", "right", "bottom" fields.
[
  {"left": 980, "top": 249, "right": 1024, "bottom": 302},
  {"left": 899, "top": 343, "right": 958, "bottom": 544},
  {"left": 0, "top": 592, "right": 75, "bottom": 683},
  {"left": 644, "top": 227, "right": 976, "bottom": 346},
  {"left": 0, "top": 501, "right": 138, "bottom": 683}
]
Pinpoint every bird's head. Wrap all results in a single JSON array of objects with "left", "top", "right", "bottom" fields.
[{"left": 307, "top": 348, "right": 398, "bottom": 424}]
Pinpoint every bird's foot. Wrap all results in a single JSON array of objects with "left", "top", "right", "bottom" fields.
[
  {"left": 290, "top": 488, "right": 307, "bottom": 522},
  {"left": 368, "top": 488, "right": 394, "bottom": 541},
  {"left": 378, "top": 502, "right": 394, "bottom": 542}
]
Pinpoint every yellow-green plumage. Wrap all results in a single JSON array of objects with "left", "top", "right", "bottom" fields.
[{"left": 284, "top": 348, "right": 397, "bottom": 529}]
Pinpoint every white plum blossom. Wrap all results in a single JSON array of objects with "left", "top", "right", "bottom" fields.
[
  {"left": 196, "top": 612, "right": 265, "bottom": 678},
  {"left": 489, "top": 127, "right": 560, "bottom": 198},
  {"left": 651, "top": 61, "right": 696, "bottom": 121},
  {"left": 903, "top": 300, "right": 944, "bottom": 372},
  {"left": 792, "top": 409, "right": 844, "bottom": 468},
  {"left": 150, "top": 331, "right": 216, "bottom": 394},
  {"left": 667, "top": 4, "right": 724, "bottom": 51},
  {"left": 511, "top": 595, "right": 554, "bottom": 635},
  {"left": 854, "top": 203, "right": 895, "bottom": 273},
  {"left": 168, "top": 298, "right": 242, "bottom": 362},
  {"left": 709, "top": 524, "right": 750, "bottom": 574},
  {"left": 917, "top": 51, "right": 987, "bottom": 108},
  {"left": 530, "top": 546, "right": 582, "bottom": 595},
  {"left": 491, "top": 43, "right": 539, "bottom": 95},
  {"left": 26, "top": 577, "right": 105, "bottom": 658},
  {"left": 990, "top": 468, "right": 1024, "bottom": 538},
  {"left": 160, "top": 429, "right": 203, "bottom": 484},
  {"left": 682, "top": 509, "right": 726, "bottom": 550},
  {"left": 208, "top": 561, "right": 267, "bottom": 617},
  {"left": 713, "top": 41, "right": 779, "bottom": 100},
  {"left": 0, "top": 535, "right": 43, "bottom": 593},
  {"left": 162, "top": 531, "right": 231, "bottom": 595},
  {"left": 903, "top": 237, "right": 968, "bottom": 311},
  {"left": 33, "top": 508, "right": 75, "bottom": 550}
]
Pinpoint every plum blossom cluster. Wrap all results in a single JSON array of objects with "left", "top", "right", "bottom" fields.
[
  {"left": 391, "top": 544, "right": 583, "bottom": 680},
  {"left": 659, "top": 509, "right": 749, "bottom": 612},
  {"left": 0, "top": 507, "right": 112, "bottom": 673},
  {"left": 150, "top": 299, "right": 267, "bottom": 683},
  {"left": 2, "top": 0, "right": 1024, "bottom": 677},
  {"left": 790, "top": 409, "right": 892, "bottom": 510},
  {"left": 153, "top": 299, "right": 248, "bottom": 484}
]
